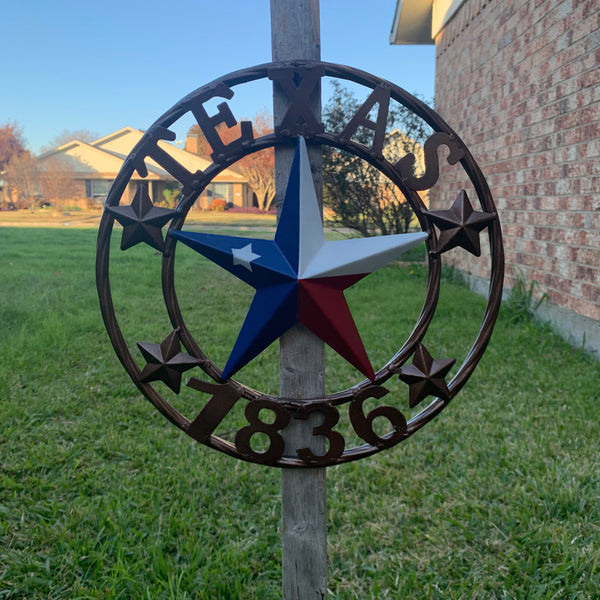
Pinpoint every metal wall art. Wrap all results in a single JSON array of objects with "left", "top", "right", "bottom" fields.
[{"left": 96, "top": 61, "right": 504, "bottom": 467}]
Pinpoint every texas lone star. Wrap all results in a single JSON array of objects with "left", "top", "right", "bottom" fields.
[{"left": 170, "top": 137, "right": 427, "bottom": 382}]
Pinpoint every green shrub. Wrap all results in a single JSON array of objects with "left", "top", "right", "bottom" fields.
[
  {"left": 161, "top": 186, "right": 182, "bottom": 209},
  {"left": 504, "top": 272, "right": 547, "bottom": 323}
]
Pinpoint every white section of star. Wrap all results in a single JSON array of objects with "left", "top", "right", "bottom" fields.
[
  {"left": 300, "top": 232, "right": 428, "bottom": 278},
  {"left": 292, "top": 138, "right": 428, "bottom": 279},
  {"left": 232, "top": 243, "right": 261, "bottom": 271}
]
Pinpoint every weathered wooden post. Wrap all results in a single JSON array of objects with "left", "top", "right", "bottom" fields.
[{"left": 270, "top": 1, "right": 328, "bottom": 598}]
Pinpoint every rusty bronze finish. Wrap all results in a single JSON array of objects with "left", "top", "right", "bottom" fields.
[
  {"left": 96, "top": 61, "right": 504, "bottom": 468},
  {"left": 294, "top": 402, "right": 346, "bottom": 466},
  {"left": 426, "top": 189, "right": 497, "bottom": 257},
  {"left": 137, "top": 330, "right": 200, "bottom": 394},
  {"left": 348, "top": 386, "right": 408, "bottom": 450},
  {"left": 398, "top": 344, "right": 456, "bottom": 408},
  {"left": 269, "top": 64, "right": 326, "bottom": 137},
  {"left": 107, "top": 185, "right": 178, "bottom": 252},
  {"left": 395, "top": 131, "right": 465, "bottom": 191}
]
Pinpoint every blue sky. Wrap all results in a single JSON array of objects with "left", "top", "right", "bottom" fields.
[{"left": 1, "top": 1, "right": 435, "bottom": 154}]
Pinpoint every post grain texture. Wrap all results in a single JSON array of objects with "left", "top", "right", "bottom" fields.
[{"left": 270, "top": 1, "right": 327, "bottom": 598}]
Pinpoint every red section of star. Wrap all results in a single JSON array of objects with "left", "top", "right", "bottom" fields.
[{"left": 298, "top": 274, "right": 375, "bottom": 381}]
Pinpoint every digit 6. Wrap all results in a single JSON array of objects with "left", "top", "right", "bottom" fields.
[{"left": 349, "top": 385, "right": 407, "bottom": 449}]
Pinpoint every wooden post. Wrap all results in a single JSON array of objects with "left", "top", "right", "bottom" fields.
[{"left": 270, "top": 1, "right": 327, "bottom": 598}]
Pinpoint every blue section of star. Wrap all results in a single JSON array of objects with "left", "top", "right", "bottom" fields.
[
  {"left": 169, "top": 229, "right": 300, "bottom": 380},
  {"left": 169, "top": 232, "right": 296, "bottom": 289}
]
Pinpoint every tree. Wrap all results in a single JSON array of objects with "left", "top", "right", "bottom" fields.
[
  {"left": 37, "top": 155, "right": 81, "bottom": 208},
  {"left": 36, "top": 131, "right": 97, "bottom": 208},
  {"left": 161, "top": 181, "right": 182, "bottom": 209},
  {"left": 1, "top": 124, "right": 85, "bottom": 210},
  {"left": 0, "top": 121, "right": 27, "bottom": 172},
  {"left": 188, "top": 111, "right": 276, "bottom": 211},
  {"left": 322, "top": 82, "right": 429, "bottom": 236},
  {"left": 3, "top": 151, "right": 40, "bottom": 210}
]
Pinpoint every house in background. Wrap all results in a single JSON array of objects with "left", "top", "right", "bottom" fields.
[
  {"left": 391, "top": 0, "right": 600, "bottom": 358},
  {"left": 37, "top": 127, "right": 254, "bottom": 208}
]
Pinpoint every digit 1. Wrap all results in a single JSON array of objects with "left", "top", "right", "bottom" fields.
[{"left": 186, "top": 378, "right": 241, "bottom": 442}]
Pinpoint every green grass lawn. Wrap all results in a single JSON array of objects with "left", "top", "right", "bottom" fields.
[{"left": 1, "top": 226, "right": 599, "bottom": 599}]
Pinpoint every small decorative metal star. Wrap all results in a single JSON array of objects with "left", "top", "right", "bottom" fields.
[
  {"left": 107, "top": 185, "right": 178, "bottom": 251},
  {"left": 137, "top": 330, "right": 200, "bottom": 393},
  {"left": 426, "top": 189, "right": 496, "bottom": 256},
  {"left": 398, "top": 344, "right": 455, "bottom": 407}
]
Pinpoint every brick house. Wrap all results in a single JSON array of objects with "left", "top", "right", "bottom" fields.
[
  {"left": 37, "top": 127, "right": 254, "bottom": 209},
  {"left": 392, "top": 0, "right": 600, "bottom": 358}
]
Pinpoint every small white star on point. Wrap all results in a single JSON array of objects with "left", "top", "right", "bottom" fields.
[{"left": 232, "top": 244, "right": 261, "bottom": 271}]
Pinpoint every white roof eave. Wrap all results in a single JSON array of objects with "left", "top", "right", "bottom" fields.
[
  {"left": 390, "top": 0, "right": 468, "bottom": 45},
  {"left": 390, "top": 0, "right": 434, "bottom": 45}
]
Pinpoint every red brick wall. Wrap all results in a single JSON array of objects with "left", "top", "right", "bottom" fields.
[{"left": 431, "top": 0, "right": 600, "bottom": 323}]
